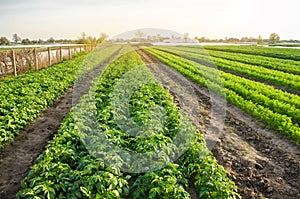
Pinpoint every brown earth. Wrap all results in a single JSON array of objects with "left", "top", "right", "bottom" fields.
[{"left": 138, "top": 48, "right": 300, "bottom": 199}]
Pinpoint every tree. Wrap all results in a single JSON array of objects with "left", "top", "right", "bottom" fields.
[
  {"left": 97, "top": 32, "right": 108, "bottom": 43},
  {"left": 135, "top": 31, "right": 146, "bottom": 42},
  {"left": 156, "top": 34, "right": 162, "bottom": 42},
  {"left": 257, "top": 35, "right": 264, "bottom": 45},
  {"left": 38, "top": 38, "right": 44, "bottom": 44},
  {"left": 86, "top": 36, "right": 97, "bottom": 45},
  {"left": 78, "top": 32, "right": 87, "bottom": 44},
  {"left": 0, "top": 37, "right": 10, "bottom": 45},
  {"left": 12, "top": 33, "right": 21, "bottom": 43},
  {"left": 21, "top": 38, "right": 31, "bottom": 45},
  {"left": 47, "top": 37, "right": 55, "bottom": 43},
  {"left": 184, "top": 33, "right": 189, "bottom": 43},
  {"left": 269, "top": 33, "right": 280, "bottom": 44}
]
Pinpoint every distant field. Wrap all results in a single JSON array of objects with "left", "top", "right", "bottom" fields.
[
  {"left": 202, "top": 45, "right": 300, "bottom": 61},
  {"left": 270, "top": 43, "right": 300, "bottom": 47}
]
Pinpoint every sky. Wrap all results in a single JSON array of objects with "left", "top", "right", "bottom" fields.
[{"left": 1, "top": 0, "right": 300, "bottom": 40}]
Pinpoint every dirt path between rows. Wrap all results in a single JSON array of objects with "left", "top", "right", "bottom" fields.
[
  {"left": 0, "top": 49, "right": 121, "bottom": 199},
  {"left": 138, "top": 48, "right": 300, "bottom": 199}
]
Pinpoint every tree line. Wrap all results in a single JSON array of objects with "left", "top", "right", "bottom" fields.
[
  {"left": 0, "top": 32, "right": 108, "bottom": 46},
  {"left": 113, "top": 31, "right": 285, "bottom": 45},
  {"left": 1, "top": 32, "right": 296, "bottom": 46},
  {"left": 195, "top": 33, "right": 281, "bottom": 44}
]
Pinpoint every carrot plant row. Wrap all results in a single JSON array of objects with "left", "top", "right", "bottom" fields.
[
  {"left": 204, "top": 48, "right": 300, "bottom": 75},
  {"left": 155, "top": 46, "right": 300, "bottom": 91},
  {"left": 203, "top": 45, "right": 300, "bottom": 61}
]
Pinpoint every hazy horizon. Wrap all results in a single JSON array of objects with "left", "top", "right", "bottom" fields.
[{"left": 1, "top": 0, "right": 299, "bottom": 41}]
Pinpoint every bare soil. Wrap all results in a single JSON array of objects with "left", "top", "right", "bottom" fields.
[
  {"left": 0, "top": 49, "right": 121, "bottom": 199},
  {"left": 138, "top": 48, "right": 300, "bottom": 199}
]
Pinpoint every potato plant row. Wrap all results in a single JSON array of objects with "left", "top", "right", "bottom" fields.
[
  {"left": 17, "top": 46, "right": 239, "bottom": 198},
  {"left": 145, "top": 48, "right": 300, "bottom": 144},
  {"left": 0, "top": 45, "right": 122, "bottom": 149}
]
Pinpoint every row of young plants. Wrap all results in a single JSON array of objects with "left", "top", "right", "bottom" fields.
[
  {"left": 17, "top": 46, "right": 239, "bottom": 198},
  {"left": 203, "top": 45, "right": 300, "bottom": 61},
  {"left": 206, "top": 49, "right": 300, "bottom": 75},
  {"left": 0, "top": 45, "right": 122, "bottom": 149},
  {"left": 156, "top": 46, "right": 300, "bottom": 91},
  {"left": 165, "top": 46, "right": 300, "bottom": 75},
  {"left": 145, "top": 48, "right": 300, "bottom": 144}
]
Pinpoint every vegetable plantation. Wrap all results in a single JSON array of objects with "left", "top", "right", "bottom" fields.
[{"left": 1, "top": 43, "right": 300, "bottom": 198}]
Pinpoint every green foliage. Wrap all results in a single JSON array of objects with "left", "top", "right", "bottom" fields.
[
  {"left": 178, "top": 141, "right": 240, "bottom": 198},
  {"left": 257, "top": 35, "right": 264, "bottom": 45},
  {"left": 0, "top": 55, "right": 86, "bottom": 149},
  {"left": 269, "top": 33, "right": 280, "bottom": 44},
  {"left": 204, "top": 45, "right": 300, "bottom": 61},
  {"left": 131, "top": 164, "right": 190, "bottom": 199},
  {"left": 0, "top": 36, "right": 10, "bottom": 45},
  {"left": 157, "top": 46, "right": 300, "bottom": 90}
]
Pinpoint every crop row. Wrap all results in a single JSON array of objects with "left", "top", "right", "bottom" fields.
[
  {"left": 203, "top": 45, "right": 300, "bottom": 61},
  {"left": 166, "top": 46, "right": 300, "bottom": 75},
  {"left": 145, "top": 48, "right": 300, "bottom": 143},
  {"left": 156, "top": 46, "right": 300, "bottom": 91},
  {"left": 18, "top": 46, "right": 239, "bottom": 198},
  {"left": 0, "top": 45, "right": 122, "bottom": 149},
  {"left": 206, "top": 49, "right": 300, "bottom": 75}
]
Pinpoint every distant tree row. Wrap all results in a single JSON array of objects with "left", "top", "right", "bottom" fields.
[
  {"left": 113, "top": 31, "right": 188, "bottom": 43},
  {"left": 113, "top": 31, "right": 284, "bottom": 45},
  {"left": 195, "top": 33, "right": 281, "bottom": 44},
  {"left": 0, "top": 32, "right": 109, "bottom": 46}
]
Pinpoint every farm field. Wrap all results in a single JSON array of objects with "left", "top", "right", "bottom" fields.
[
  {"left": 0, "top": 44, "right": 122, "bottom": 149},
  {"left": 0, "top": 44, "right": 300, "bottom": 199},
  {"left": 203, "top": 45, "right": 300, "bottom": 61},
  {"left": 148, "top": 46, "right": 300, "bottom": 142}
]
